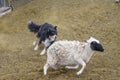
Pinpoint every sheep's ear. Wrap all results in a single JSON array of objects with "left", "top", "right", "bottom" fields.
[{"left": 54, "top": 26, "right": 57, "bottom": 30}]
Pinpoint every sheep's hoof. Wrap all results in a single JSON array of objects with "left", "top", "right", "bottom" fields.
[
  {"left": 76, "top": 72, "right": 80, "bottom": 75},
  {"left": 44, "top": 73, "right": 47, "bottom": 76},
  {"left": 76, "top": 72, "right": 82, "bottom": 76}
]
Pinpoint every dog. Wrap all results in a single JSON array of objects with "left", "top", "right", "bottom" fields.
[{"left": 28, "top": 21, "right": 57, "bottom": 55}]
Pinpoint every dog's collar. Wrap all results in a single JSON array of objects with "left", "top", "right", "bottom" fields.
[{"left": 46, "top": 41, "right": 55, "bottom": 49}]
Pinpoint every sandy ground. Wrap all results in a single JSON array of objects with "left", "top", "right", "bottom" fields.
[{"left": 0, "top": 0, "right": 120, "bottom": 80}]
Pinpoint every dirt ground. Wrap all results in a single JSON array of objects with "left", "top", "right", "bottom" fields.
[{"left": 0, "top": 0, "right": 120, "bottom": 80}]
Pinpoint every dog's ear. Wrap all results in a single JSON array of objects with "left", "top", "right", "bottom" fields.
[{"left": 54, "top": 26, "right": 57, "bottom": 30}]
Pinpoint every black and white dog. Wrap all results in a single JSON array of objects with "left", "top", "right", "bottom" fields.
[{"left": 28, "top": 21, "right": 57, "bottom": 55}]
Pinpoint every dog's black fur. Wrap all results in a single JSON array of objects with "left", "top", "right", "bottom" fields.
[
  {"left": 28, "top": 21, "right": 57, "bottom": 55},
  {"left": 28, "top": 21, "right": 40, "bottom": 33},
  {"left": 37, "top": 22, "right": 57, "bottom": 43}
]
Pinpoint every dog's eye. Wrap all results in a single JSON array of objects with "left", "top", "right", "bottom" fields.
[
  {"left": 51, "top": 33, "right": 54, "bottom": 35},
  {"left": 49, "top": 32, "right": 55, "bottom": 35},
  {"left": 52, "top": 31, "right": 55, "bottom": 34}
]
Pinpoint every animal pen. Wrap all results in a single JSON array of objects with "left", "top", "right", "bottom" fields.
[{"left": 0, "top": 0, "right": 13, "bottom": 17}]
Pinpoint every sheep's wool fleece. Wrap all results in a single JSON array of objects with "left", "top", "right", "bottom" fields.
[{"left": 47, "top": 40, "right": 93, "bottom": 66}]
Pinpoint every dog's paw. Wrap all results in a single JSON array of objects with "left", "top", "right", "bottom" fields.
[
  {"left": 33, "top": 41, "right": 36, "bottom": 46},
  {"left": 34, "top": 47, "right": 38, "bottom": 51},
  {"left": 34, "top": 45, "right": 38, "bottom": 51},
  {"left": 40, "top": 50, "right": 46, "bottom": 55},
  {"left": 40, "top": 52, "right": 45, "bottom": 55}
]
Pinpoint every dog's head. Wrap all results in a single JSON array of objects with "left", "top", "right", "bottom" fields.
[
  {"left": 87, "top": 37, "right": 104, "bottom": 52},
  {"left": 38, "top": 23, "right": 57, "bottom": 42},
  {"left": 47, "top": 26, "right": 57, "bottom": 41}
]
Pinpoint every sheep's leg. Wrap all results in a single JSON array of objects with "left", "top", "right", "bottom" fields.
[
  {"left": 52, "top": 65, "right": 58, "bottom": 70},
  {"left": 76, "top": 59, "right": 86, "bottom": 75},
  {"left": 44, "top": 63, "right": 50, "bottom": 75},
  {"left": 65, "top": 65, "right": 79, "bottom": 69}
]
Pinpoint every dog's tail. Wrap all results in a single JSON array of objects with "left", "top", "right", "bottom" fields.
[{"left": 28, "top": 21, "right": 40, "bottom": 33}]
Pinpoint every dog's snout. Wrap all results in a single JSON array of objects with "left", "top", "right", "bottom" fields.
[{"left": 101, "top": 48, "right": 104, "bottom": 52}]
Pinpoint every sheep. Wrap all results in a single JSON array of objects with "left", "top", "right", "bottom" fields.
[{"left": 43, "top": 37, "right": 104, "bottom": 75}]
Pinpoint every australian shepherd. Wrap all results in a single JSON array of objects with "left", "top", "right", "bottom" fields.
[{"left": 28, "top": 21, "right": 57, "bottom": 55}]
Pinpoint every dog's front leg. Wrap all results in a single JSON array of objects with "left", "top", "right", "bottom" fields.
[
  {"left": 34, "top": 44, "right": 39, "bottom": 51},
  {"left": 40, "top": 47, "right": 47, "bottom": 55},
  {"left": 40, "top": 39, "right": 51, "bottom": 55},
  {"left": 34, "top": 40, "right": 41, "bottom": 51},
  {"left": 33, "top": 38, "right": 38, "bottom": 46}
]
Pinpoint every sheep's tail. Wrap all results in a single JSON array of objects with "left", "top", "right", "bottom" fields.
[{"left": 28, "top": 21, "right": 41, "bottom": 33}]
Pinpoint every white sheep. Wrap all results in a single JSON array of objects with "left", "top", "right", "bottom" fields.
[{"left": 43, "top": 37, "right": 104, "bottom": 75}]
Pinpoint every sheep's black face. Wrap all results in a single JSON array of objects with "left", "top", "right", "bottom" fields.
[{"left": 90, "top": 41, "right": 104, "bottom": 52}]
